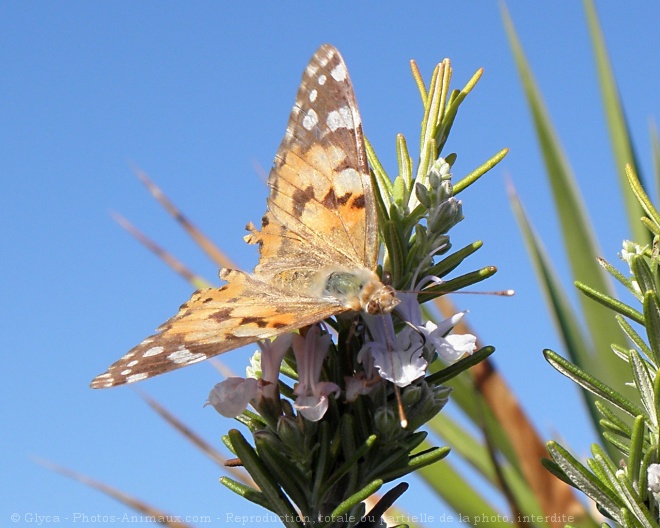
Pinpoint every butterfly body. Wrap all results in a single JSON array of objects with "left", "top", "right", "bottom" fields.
[{"left": 91, "top": 44, "right": 395, "bottom": 389}]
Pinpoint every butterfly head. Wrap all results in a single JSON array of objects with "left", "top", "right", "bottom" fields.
[{"left": 363, "top": 282, "right": 399, "bottom": 315}]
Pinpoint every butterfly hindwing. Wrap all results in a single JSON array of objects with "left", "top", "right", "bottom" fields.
[{"left": 91, "top": 270, "right": 346, "bottom": 388}]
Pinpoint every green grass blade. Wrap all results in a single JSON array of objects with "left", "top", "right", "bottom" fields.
[
  {"left": 427, "top": 414, "right": 544, "bottom": 517},
  {"left": 584, "top": 0, "right": 647, "bottom": 243},
  {"left": 651, "top": 122, "right": 660, "bottom": 201},
  {"left": 416, "top": 457, "right": 509, "bottom": 526},
  {"left": 509, "top": 182, "right": 607, "bottom": 433},
  {"left": 504, "top": 5, "right": 633, "bottom": 410}
]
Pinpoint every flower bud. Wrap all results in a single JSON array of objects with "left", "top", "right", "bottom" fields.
[
  {"left": 374, "top": 407, "right": 400, "bottom": 440},
  {"left": 277, "top": 415, "right": 304, "bottom": 449},
  {"left": 401, "top": 384, "right": 422, "bottom": 406},
  {"left": 415, "top": 182, "right": 431, "bottom": 209}
]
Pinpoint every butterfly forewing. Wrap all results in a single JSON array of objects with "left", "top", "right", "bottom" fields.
[
  {"left": 262, "top": 44, "right": 378, "bottom": 273},
  {"left": 91, "top": 45, "right": 379, "bottom": 389}
]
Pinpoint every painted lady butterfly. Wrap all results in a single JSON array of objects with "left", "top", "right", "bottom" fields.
[{"left": 91, "top": 44, "right": 398, "bottom": 388}]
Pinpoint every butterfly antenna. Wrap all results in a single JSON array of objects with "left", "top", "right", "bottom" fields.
[
  {"left": 399, "top": 286, "right": 515, "bottom": 297},
  {"left": 452, "top": 289, "right": 515, "bottom": 297}
]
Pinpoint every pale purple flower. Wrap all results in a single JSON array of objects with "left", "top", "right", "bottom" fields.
[
  {"left": 292, "top": 326, "right": 340, "bottom": 421},
  {"left": 206, "top": 377, "right": 258, "bottom": 418},
  {"left": 358, "top": 314, "right": 428, "bottom": 388},
  {"left": 397, "top": 291, "right": 476, "bottom": 363},
  {"left": 206, "top": 334, "right": 292, "bottom": 418},
  {"left": 421, "top": 313, "right": 477, "bottom": 363},
  {"left": 344, "top": 372, "right": 381, "bottom": 402},
  {"left": 256, "top": 333, "right": 292, "bottom": 402}
]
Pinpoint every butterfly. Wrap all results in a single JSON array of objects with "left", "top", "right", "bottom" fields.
[{"left": 91, "top": 44, "right": 399, "bottom": 389}]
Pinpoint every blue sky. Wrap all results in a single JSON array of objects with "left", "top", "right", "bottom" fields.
[{"left": 3, "top": 2, "right": 660, "bottom": 526}]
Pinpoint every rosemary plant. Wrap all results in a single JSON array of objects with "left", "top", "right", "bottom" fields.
[
  {"left": 206, "top": 55, "right": 505, "bottom": 527},
  {"left": 543, "top": 167, "right": 660, "bottom": 528}
]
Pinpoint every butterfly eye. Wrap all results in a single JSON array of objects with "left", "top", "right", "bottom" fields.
[{"left": 382, "top": 271, "right": 393, "bottom": 286}]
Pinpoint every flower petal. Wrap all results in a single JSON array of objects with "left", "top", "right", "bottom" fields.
[{"left": 206, "top": 377, "right": 258, "bottom": 418}]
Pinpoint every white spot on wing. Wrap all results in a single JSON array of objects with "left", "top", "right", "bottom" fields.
[
  {"left": 327, "top": 106, "right": 358, "bottom": 131},
  {"left": 232, "top": 326, "right": 272, "bottom": 338},
  {"left": 144, "top": 346, "right": 165, "bottom": 357},
  {"left": 318, "top": 74, "right": 327, "bottom": 85},
  {"left": 305, "top": 63, "right": 319, "bottom": 79},
  {"left": 302, "top": 108, "right": 318, "bottom": 131},
  {"left": 317, "top": 52, "right": 331, "bottom": 69},
  {"left": 309, "top": 89, "right": 317, "bottom": 102},
  {"left": 336, "top": 168, "right": 361, "bottom": 191},
  {"left": 120, "top": 369, "right": 132, "bottom": 376},
  {"left": 127, "top": 360, "right": 139, "bottom": 367},
  {"left": 127, "top": 373, "right": 149, "bottom": 383},
  {"left": 331, "top": 63, "right": 347, "bottom": 82},
  {"left": 168, "top": 348, "right": 206, "bottom": 365}
]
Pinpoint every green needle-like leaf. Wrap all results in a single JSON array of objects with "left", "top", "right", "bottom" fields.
[
  {"left": 633, "top": 256, "right": 658, "bottom": 296},
  {"left": 643, "top": 289, "right": 660, "bottom": 368},
  {"left": 426, "top": 346, "right": 494, "bottom": 386},
  {"left": 417, "top": 65, "right": 444, "bottom": 183},
  {"left": 629, "top": 350, "right": 655, "bottom": 426},
  {"left": 627, "top": 165, "right": 660, "bottom": 231},
  {"left": 453, "top": 148, "right": 508, "bottom": 195},
  {"left": 320, "top": 480, "right": 383, "bottom": 528},
  {"left": 628, "top": 416, "right": 647, "bottom": 487},
  {"left": 219, "top": 477, "right": 272, "bottom": 512},
  {"left": 436, "top": 68, "right": 482, "bottom": 154},
  {"left": 356, "top": 483, "right": 408, "bottom": 528},
  {"left": 617, "top": 316, "right": 653, "bottom": 362},
  {"left": 596, "top": 401, "right": 633, "bottom": 439},
  {"left": 599, "top": 257, "right": 643, "bottom": 301},
  {"left": 228, "top": 430, "right": 302, "bottom": 528},
  {"left": 547, "top": 441, "right": 623, "bottom": 523},
  {"left": 396, "top": 134, "right": 413, "bottom": 193},
  {"left": 544, "top": 350, "right": 644, "bottom": 418},
  {"left": 425, "top": 240, "right": 482, "bottom": 279},
  {"left": 576, "top": 282, "right": 645, "bottom": 325},
  {"left": 417, "top": 266, "right": 497, "bottom": 303},
  {"left": 255, "top": 436, "right": 310, "bottom": 515},
  {"left": 614, "top": 469, "right": 659, "bottom": 528},
  {"left": 365, "top": 136, "right": 393, "bottom": 200}
]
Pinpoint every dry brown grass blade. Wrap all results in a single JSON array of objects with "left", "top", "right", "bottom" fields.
[
  {"left": 250, "top": 159, "right": 269, "bottom": 184},
  {"left": 35, "top": 458, "right": 195, "bottom": 528},
  {"left": 137, "top": 391, "right": 253, "bottom": 486},
  {"left": 111, "top": 211, "right": 211, "bottom": 290},
  {"left": 134, "top": 168, "right": 236, "bottom": 270},
  {"left": 434, "top": 295, "right": 588, "bottom": 526}
]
